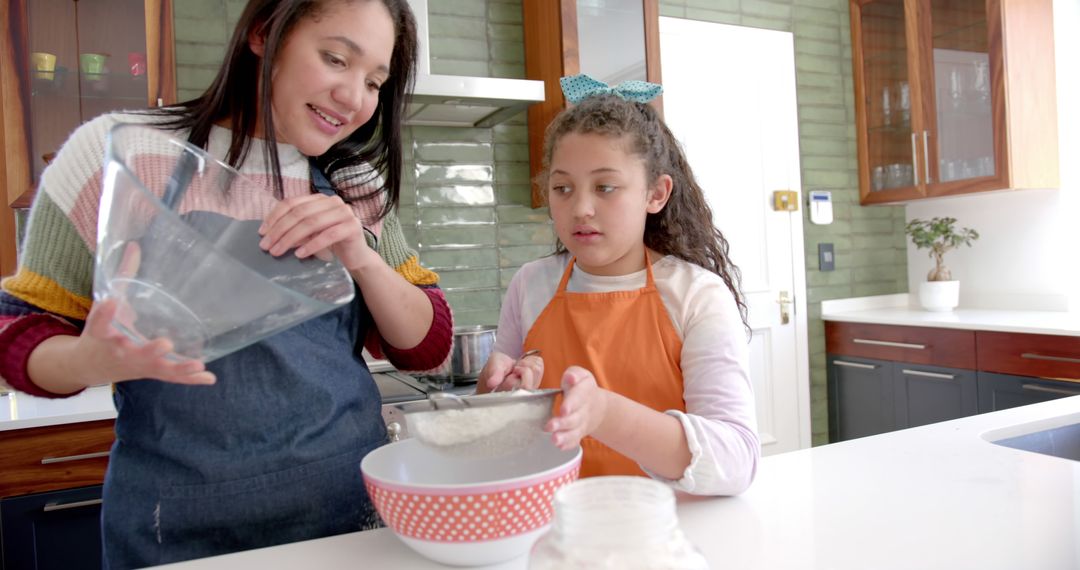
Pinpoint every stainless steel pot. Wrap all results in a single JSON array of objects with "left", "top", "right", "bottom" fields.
[{"left": 445, "top": 325, "right": 496, "bottom": 379}]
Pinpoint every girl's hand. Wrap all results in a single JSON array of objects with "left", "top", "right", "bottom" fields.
[
  {"left": 545, "top": 366, "right": 609, "bottom": 450},
  {"left": 73, "top": 299, "right": 216, "bottom": 386},
  {"left": 258, "top": 194, "right": 375, "bottom": 271},
  {"left": 478, "top": 350, "right": 545, "bottom": 393}
]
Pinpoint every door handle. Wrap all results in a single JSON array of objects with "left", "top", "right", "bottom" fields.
[
  {"left": 852, "top": 338, "right": 926, "bottom": 350},
  {"left": 43, "top": 498, "right": 103, "bottom": 513},
  {"left": 1021, "top": 353, "right": 1080, "bottom": 364},
  {"left": 833, "top": 360, "right": 877, "bottom": 370},
  {"left": 41, "top": 450, "right": 111, "bottom": 465},
  {"left": 922, "top": 131, "right": 931, "bottom": 183},
  {"left": 777, "top": 291, "right": 792, "bottom": 325},
  {"left": 1021, "top": 383, "right": 1080, "bottom": 397},
  {"left": 910, "top": 132, "right": 920, "bottom": 186},
  {"left": 900, "top": 369, "right": 955, "bottom": 380}
]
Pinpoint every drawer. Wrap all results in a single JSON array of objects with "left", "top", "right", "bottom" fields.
[
  {"left": 0, "top": 420, "right": 114, "bottom": 498},
  {"left": 976, "top": 331, "right": 1080, "bottom": 381},
  {"left": 825, "top": 321, "right": 975, "bottom": 369}
]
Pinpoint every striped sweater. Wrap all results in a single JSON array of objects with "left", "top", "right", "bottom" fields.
[{"left": 0, "top": 112, "right": 452, "bottom": 397}]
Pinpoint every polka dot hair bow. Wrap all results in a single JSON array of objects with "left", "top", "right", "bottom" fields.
[{"left": 559, "top": 74, "right": 663, "bottom": 104}]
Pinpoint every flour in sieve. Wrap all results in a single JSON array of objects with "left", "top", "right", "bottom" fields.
[{"left": 408, "top": 392, "right": 551, "bottom": 457}]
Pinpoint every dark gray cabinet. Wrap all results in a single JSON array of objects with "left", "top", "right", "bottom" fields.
[
  {"left": 829, "top": 356, "right": 979, "bottom": 441},
  {"left": 828, "top": 356, "right": 895, "bottom": 441},
  {"left": 976, "top": 372, "right": 1080, "bottom": 413},
  {"left": 1, "top": 485, "right": 103, "bottom": 570},
  {"left": 894, "top": 364, "right": 978, "bottom": 429}
]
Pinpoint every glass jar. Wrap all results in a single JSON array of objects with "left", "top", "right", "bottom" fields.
[{"left": 528, "top": 476, "right": 709, "bottom": 569}]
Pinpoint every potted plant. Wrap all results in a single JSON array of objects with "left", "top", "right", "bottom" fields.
[{"left": 905, "top": 217, "right": 979, "bottom": 311}]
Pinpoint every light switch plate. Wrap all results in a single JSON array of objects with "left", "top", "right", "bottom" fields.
[{"left": 818, "top": 243, "right": 835, "bottom": 271}]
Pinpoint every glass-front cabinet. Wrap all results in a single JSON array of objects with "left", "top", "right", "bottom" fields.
[
  {"left": 0, "top": 0, "right": 176, "bottom": 209},
  {"left": 850, "top": 0, "right": 1058, "bottom": 205}
]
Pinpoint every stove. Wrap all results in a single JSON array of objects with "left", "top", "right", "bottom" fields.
[
  {"left": 371, "top": 370, "right": 476, "bottom": 405},
  {"left": 404, "top": 374, "right": 478, "bottom": 396}
]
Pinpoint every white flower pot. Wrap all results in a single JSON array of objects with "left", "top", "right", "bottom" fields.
[{"left": 918, "top": 280, "right": 960, "bottom": 312}]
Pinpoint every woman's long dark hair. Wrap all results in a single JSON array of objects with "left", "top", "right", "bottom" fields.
[
  {"left": 539, "top": 94, "right": 750, "bottom": 332},
  {"left": 152, "top": 0, "right": 417, "bottom": 219}
]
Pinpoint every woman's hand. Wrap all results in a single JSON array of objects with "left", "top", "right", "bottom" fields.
[
  {"left": 258, "top": 194, "right": 376, "bottom": 271},
  {"left": 545, "top": 366, "right": 609, "bottom": 450},
  {"left": 71, "top": 299, "right": 216, "bottom": 386},
  {"left": 477, "top": 350, "right": 544, "bottom": 393}
]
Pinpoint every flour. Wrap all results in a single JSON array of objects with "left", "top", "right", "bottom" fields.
[{"left": 408, "top": 391, "right": 552, "bottom": 457}]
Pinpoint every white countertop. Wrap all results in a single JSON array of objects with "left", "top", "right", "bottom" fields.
[
  {"left": 159, "top": 395, "right": 1080, "bottom": 570},
  {"left": 0, "top": 385, "right": 116, "bottom": 431},
  {"left": 821, "top": 294, "right": 1080, "bottom": 336}
]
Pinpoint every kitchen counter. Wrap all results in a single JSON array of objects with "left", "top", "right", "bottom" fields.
[
  {"left": 159, "top": 395, "right": 1080, "bottom": 570},
  {"left": 0, "top": 371, "right": 436, "bottom": 432},
  {"left": 822, "top": 294, "right": 1080, "bottom": 336},
  {"left": 0, "top": 385, "right": 116, "bottom": 431}
]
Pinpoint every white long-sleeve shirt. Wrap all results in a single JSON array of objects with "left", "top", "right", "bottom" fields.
[{"left": 494, "top": 253, "right": 759, "bottom": 495}]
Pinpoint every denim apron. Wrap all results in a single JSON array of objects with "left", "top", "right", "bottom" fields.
[{"left": 100, "top": 164, "right": 387, "bottom": 569}]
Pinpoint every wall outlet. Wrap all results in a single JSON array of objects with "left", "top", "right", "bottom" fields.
[{"left": 818, "top": 243, "right": 835, "bottom": 271}]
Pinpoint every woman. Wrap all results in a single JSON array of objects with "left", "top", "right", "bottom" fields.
[{"left": 0, "top": 1, "right": 452, "bottom": 567}]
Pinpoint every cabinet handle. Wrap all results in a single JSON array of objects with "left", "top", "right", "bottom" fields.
[
  {"left": 900, "top": 369, "right": 955, "bottom": 380},
  {"left": 853, "top": 338, "right": 926, "bottom": 350},
  {"left": 41, "top": 450, "right": 110, "bottom": 465},
  {"left": 834, "top": 360, "right": 877, "bottom": 370},
  {"left": 910, "top": 133, "right": 920, "bottom": 186},
  {"left": 1021, "top": 383, "right": 1080, "bottom": 397},
  {"left": 43, "top": 498, "right": 103, "bottom": 513},
  {"left": 1020, "top": 353, "right": 1080, "bottom": 364},
  {"left": 922, "top": 131, "right": 931, "bottom": 183}
]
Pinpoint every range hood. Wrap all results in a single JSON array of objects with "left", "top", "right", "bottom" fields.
[{"left": 404, "top": 0, "right": 545, "bottom": 128}]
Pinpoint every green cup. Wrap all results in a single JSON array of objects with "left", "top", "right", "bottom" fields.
[{"left": 80, "top": 53, "right": 108, "bottom": 75}]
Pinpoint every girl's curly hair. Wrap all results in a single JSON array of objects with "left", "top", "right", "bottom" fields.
[{"left": 539, "top": 94, "right": 749, "bottom": 332}]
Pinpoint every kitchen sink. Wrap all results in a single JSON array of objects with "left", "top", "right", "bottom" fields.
[{"left": 984, "top": 412, "right": 1080, "bottom": 462}]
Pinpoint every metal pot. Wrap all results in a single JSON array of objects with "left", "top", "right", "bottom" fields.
[{"left": 444, "top": 325, "right": 496, "bottom": 380}]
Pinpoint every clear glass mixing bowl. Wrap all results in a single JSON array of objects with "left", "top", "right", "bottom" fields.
[{"left": 94, "top": 123, "right": 355, "bottom": 362}]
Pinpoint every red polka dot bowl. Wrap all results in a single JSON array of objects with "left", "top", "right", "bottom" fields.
[{"left": 361, "top": 437, "right": 582, "bottom": 566}]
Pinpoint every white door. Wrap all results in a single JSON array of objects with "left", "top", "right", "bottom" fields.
[{"left": 660, "top": 18, "right": 810, "bottom": 454}]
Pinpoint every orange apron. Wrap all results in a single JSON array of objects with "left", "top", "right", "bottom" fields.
[{"left": 524, "top": 253, "right": 684, "bottom": 477}]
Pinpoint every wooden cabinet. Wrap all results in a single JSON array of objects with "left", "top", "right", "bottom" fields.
[
  {"left": 0, "top": 419, "right": 114, "bottom": 498},
  {"left": 824, "top": 321, "right": 975, "bottom": 369},
  {"left": 849, "top": 0, "right": 1057, "bottom": 205},
  {"left": 0, "top": 0, "right": 177, "bottom": 214},
  {"left": 522, "top": 0, "right": 660, "bottom": 207},
  {"left": 975, "top": 331, "right": 1080, "bottom": 381}
]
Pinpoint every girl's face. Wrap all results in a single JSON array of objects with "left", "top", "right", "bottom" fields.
[
  {"left": 250, "top": 0, "right": 395, "bottom": 156},
  {"left": 547, "top": 132, "right": 671, "bottom": 276}
]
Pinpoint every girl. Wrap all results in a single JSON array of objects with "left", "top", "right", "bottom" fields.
[
  {"left": 480, "top": 74, "right": 759, "bottom": 496},
  {"left": 0, "top": 0, "right": 452, "bottom": 567}
]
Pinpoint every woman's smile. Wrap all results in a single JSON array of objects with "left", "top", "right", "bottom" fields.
[{"left": 307, "top": 103, "right": 346, "bottom": 134}]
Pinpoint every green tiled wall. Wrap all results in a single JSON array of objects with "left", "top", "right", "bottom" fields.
[{"left": 174, "top": 0, "right": 908, "bottom": 445}]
